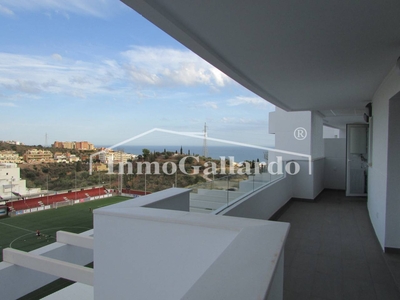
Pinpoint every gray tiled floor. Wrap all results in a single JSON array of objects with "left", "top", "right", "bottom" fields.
[{"left": 278, "top": 189, "right": 400, "bottom": 300}]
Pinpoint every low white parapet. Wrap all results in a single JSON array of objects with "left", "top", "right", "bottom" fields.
[
  {"left": 56, "top": 231, "right": 94, "bottom": 250},
  {"left": 0, "top": 186, "right": 289, "bottom": 300},
  {"left": 108, "top": 187, "right": 190, "bottom": 211},
  {"left": 0, "top": 230, "right": 94, "bottom": 300},
  {"left": 94, "top": 205, "right": 289, "bottom": 300},
  {"left": 3, "top": 248, "right": 93, "bottom": 286}
]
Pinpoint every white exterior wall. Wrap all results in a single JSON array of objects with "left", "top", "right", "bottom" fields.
[
  {"left": 0, "top": 163, "right": 20, "bottom": 181},
  {"left": 324, "top": 138, "right": 346, "bottom": 190},
  {"left": 0, "top": 163, "right": 28, "bottom": 199},
  {"left": 386, "top": 93, "right": 400, "bottom": 248},
  {"left": 312, "top": 159, "right": 325, "bottom": 197},
  {"left": 323, "top": 126, "right": 340, "bottom": 138},
  {"left": 338, "top": 129, "right": 346, "bottom": 138},
  {"left": 311, "top": 113, "right": 324, "bottom": 158},
  {"left": 290, "top": 159, "right": 324, "bottom": 199},
  {"left": 269, "top": 108, "right": 312, "bottom": 161},
  {"left": 268, "top": 108, "right": 325, "bottom": 200},
  {"left": 369, "top": 67, "right": 400, "bottom": 249}
]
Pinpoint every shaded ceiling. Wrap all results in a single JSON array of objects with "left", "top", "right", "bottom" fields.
[{"left": 122, "top": 0, "right": 400, "bottom": 116}]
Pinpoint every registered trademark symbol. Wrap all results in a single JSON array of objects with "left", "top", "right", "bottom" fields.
[{"left": 294, "top": 127, "right": 307, "bottom": 140}]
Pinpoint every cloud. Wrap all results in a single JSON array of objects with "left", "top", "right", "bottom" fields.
[
  {"left": 0, "top": 47, "right": 237, "bottom": 101},
  {"left": 0, "top": 102, "right": 17, "bottom": 107},
  {"left": 220, "top": 117, "right": 267, "bottom": 125},
  {"left": 0, "top": 0, "right": 124, "bottom": 18},
  {"left": 3, "top": 80, "right": 42, "bottom": 94},
  {"left": 198, "top": 102, "right": 218, "bottom": 109},
  {"left": 221, "top": 117, "right": 246, "bottom": 124},
  {"left": 52, "top": 53, "right": 63, "bottom": 61},
  {"left": 227, "top": 96, "right": 272, "bottom": 108},
  {"left": 121, "top": 47, "right": 231, "bottom": 88},
  {"left": 0, "top": 53, "right": 123, "bottom": 98},
  {"left": 0, "top": 4, "right": 14, "bottom": 15}
]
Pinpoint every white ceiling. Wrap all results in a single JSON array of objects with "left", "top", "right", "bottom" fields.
[
  {"left": 320, "top": 109, "right": 366, "bottom": 129},
  {"left": 122, "top": 0, "right": 400, "bottom": 125}
]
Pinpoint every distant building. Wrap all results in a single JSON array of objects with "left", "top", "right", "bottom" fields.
[
  {"left": 53, "top": 141, "right": 95, "bottom": 151},
  {"left": 54, "top": 152, "right": 80, "bottom": 163},
  {"left": 75, "top": 141, "right": 95, "bottom": 151},
  {"left": 4, "top": 140, "right": 22, "bottom": 145},
  {"left": 113, "top": 151, "right": 134, "bottom": 164},
  {"left": 0, "top": 151, "right": 23, "bottom": 164},
  {"left": 24, "top": 149, "right": 54, "bottom": 164},
  {"left": 68, "top": 154, "right": 80, "bottom": 163},
  {"left": 53, "top": 152, "right": 67, "bottom": 163},
  {"left": 0, "top": 163, "right": 40, "bottom": 200},
  {"left": 63, "top": 142, "right": 75, "bottom": 149},
  {"left": 80, "top": 154, "right": 90, "bottom": 162},
  {"left": 99, "top": 150, "right": 135, "bottom": 164},
  {"left": 92, "top": 163, "right": 108, "bottom": 172},
  {"left": 52, "top": 141, "right": 75, "bottom": 149},
  {"left": 52, "top": 141, "right": 65, "bottom": 148},
  {"left": 99, "top": 150, "right": 114, "bottom": 164}
]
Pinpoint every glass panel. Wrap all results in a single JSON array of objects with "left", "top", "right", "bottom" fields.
[{"left": 189, "top": 167, "right": 284, "bottom": 213}]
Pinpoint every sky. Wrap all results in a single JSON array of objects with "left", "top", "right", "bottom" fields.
[{"left": 0, "top": 0, "right": 276, "bottom": 148}]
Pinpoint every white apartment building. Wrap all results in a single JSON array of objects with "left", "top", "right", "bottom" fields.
[
  {"left": 98, "top": 150, "right": 113, "bottom": 164},
  {"left": 99, "top": 150, "right": 134, "bottom": 164},
  {"left": 0, "top": 163, "right": 40, "bottom": 200}
]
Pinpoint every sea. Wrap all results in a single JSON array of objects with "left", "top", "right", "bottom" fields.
[{"left": 99, "top": 145, "right": 274, "bottom": 163}]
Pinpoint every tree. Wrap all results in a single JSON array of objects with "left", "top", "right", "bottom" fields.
[
  {"left": 142, "top": 149, "right": 150, "bottom": 159},
  {"left": 185, "top": 157, "right": 194, "bottom": 164},
  {"left": 76, "top": 161, "right": 83, "bottom": 172},
  {"left": 180, "top": 146, "right": 183, "bottom": 155}
]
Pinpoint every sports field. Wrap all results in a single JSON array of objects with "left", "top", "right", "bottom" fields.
[{"left": 0, "top": 196, "right": 131, "bottom": 262}]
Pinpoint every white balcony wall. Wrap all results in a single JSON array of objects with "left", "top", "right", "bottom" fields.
[
  {"left": 324, "top": 138, "right": 346, "bottom": 190},
  {"left": 269, "top": 108, "right": 325, "bottom": 160},
  {"left": 290, "top": 159, "right": 324, "bottom": 199},
  {"left": 268, "top": 109, "right": 325, "bottom": 200},
  {"left": 339, "top": 129, "right": 346, "bottom": 138},
  {"left": 369, "top": 66, "right": 400, "bottom": 249},
  {"left": 0, "top": 231, "right": 93, "bottom": 300},
  {"left": 269, "top": 108, "right": 312, "bottom": 161},
  {"left": 386, "top": 92, "right": 400, "bottom": 249},
  {"left": 323, "top": 126, "right": 340, "bottom": 138},
  {"left": 111, "top": 188, "right": 190, "bottom": 212},
  {"left": 93, "top": 194, "right": 289, "bottom": 300},
  {"left": 311, "top": 112, "right": 325, "bottom": 159},
  {"left": 221, "top": 174, "right": 293, "bottom": 220}
]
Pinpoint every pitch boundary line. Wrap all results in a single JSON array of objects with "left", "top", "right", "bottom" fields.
[
  {"left": 0, "top": 221, "right": 34, "bottom": 233},
  {"left": 9, "top": 226, "right": 92, "bottom": 249}
]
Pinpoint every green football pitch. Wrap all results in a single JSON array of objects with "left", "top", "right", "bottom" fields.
[
  {"left": 0, "top": 196, "right": 131, "bottom": 262},
  {"left": 0, "top": 196, "right": 132, "bottom": 299}
]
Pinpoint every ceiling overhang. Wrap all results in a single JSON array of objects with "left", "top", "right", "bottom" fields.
[{"left": 122, "top": 0, "right": 400, "bottom": 117}]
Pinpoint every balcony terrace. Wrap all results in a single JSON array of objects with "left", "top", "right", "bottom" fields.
[
  {"left": 277, "top": 189, "right": 400, "bottom": 300},
  {"left": 1, "top": 183, "right": 400, "bottom": 299}
]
